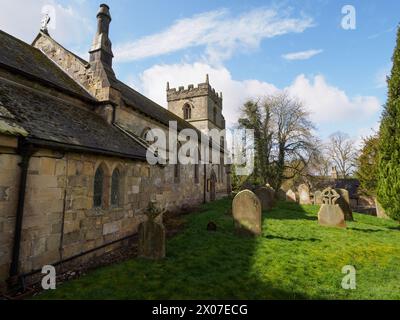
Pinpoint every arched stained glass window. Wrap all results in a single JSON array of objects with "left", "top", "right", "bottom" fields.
[{"left": 93, "top": 166, "right": 104, "bottom": 208}]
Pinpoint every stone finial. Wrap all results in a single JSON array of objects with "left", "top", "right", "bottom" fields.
[
  {"left": 40, "top": 14, "right": 51, "bottom": 34},
  {"left": 206, "top": 74, "right": 209, "bottom": 84},
  {"left": 166, "top": 82, "right": 170, "bottom": 91},
  {"left": 220, "top": 92, "right": 223, "bottom": 99}
]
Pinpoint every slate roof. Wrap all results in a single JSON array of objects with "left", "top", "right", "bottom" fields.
[
  {"left": 0, "top": 29, "right": 221, "bottom": 158},
  {"left": 0, "top": 78, "right": 147, "bottom": 159},
  {"left": 116, "top": 80, "right": 197, "bottom": 132},
  {"left": 0, "top": 30, "right": 94, "bottom": 101},
  {"left": 30, "top": 31, "right": 216, "bottom": 144}
]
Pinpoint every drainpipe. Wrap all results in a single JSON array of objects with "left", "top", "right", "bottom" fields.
[
  {"left": 8, "top": 139, "right": 34, "bottom": 289},
  {"left": 203, "top": 163, "right": 207, "bottom": 204}
]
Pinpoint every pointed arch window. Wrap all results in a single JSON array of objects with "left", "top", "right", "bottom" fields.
[
  {"left": 93, "top": 166, "right": 104, "bottom": 208},
  {"left": 183, "top": 104, "right": 192, "bottom": 120},
  {"left": 111, "top": 168, "right": 121, "bottom": 207},
  {"left": 213, "top": 107, "right": 217, "bottom": 123}
]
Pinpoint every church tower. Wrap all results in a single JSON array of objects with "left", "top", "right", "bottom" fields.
[{"left": 167, "top": 75, "right": 225, "bottom": 134}]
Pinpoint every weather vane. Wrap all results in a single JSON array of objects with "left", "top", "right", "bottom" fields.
[{"left": 40, "top": 14, "right": 51, "bottom": 34}]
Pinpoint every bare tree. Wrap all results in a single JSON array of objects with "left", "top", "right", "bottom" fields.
[
  {"left": 267, "top": 92, "right": 318, "bottom": 190},
  {"left": 327, "top": 131, "right": 358, "bottom": 178},
  {"left": 237, "top": 92, "right": 318, "bottom": 190}
]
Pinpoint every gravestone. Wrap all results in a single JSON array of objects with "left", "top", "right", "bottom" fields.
[
  {"left": 335, "top": 188, "right": 353, "bottom": 221},
  {"left": 286, "top": 189, "right": 297, "bottom": 202},
  {"left": 375, "top": 198, "right": 389, "bottom": 219},
  {"left": 255, "top": 187, "right": 274, "bottom": 211},
  {"left": 138, "top": 202, "right": 166, "bottom": 260},
  {"left": 298, "top": 184, "right": 312, "bottom": 205},
  {"left": 317, "top": 187, "right": 346, "bottom": 228},
  {"left": 313, "top": 190, "right": 323, "bottom": 205},
  {"left": 232, "top": 190, "right": 262, "bottom": 236},
  {"left": 277, "top": 188, "right": 287, "bottom": 201}
]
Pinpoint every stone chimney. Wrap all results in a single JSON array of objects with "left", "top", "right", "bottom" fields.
[{"left": 89, "top": 4, "right": 114, "bottom": 70}]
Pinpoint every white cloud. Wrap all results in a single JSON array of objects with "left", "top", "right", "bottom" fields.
[
  {"left": 0, "top": 0, "right": 93, "bottom": 46},
  {"left": 114, "top": 8, "right": 314, "bottom": 64},
  {"left": 282, "top": 49, "right": 323, "bottom": 61},
  {"left": 287, "top": 74, "right": 380, "bottom": 123},
  {"left": 134, "top": 62, "right": 381, "bottom": 134}
]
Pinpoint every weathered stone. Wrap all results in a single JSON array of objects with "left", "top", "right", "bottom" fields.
[
  {"left": 286, "top": 189, "right": 297, "bottom": 202},
  {"left": 317, "top": 187, "right": 346, "bottom": 228},
  {"left": 313, "top": 190, "right": 323, "bottom": 205},
  {"left": 103, "top": 220, "right": 121, "bottom": 236},
  {"left": 0, "top": 186, "right": 9, "bottom": 201},
  {"left": 232, "top": 190, "right": 262, "bottom": 236},
  {"left": 298, "top": 184, "right": 311, "bottom": 205},
  {"left": 138, "top": 203, "right": 166, "bottom": 260},
  {"left": 254, "top": 187, "right": 274, "bottom": 211},
  {"left": 375, "top": 198, "right": 389, "bottom": 219},
  {"left": 335, "top": 188, "right": 353, "bottom": 221}
]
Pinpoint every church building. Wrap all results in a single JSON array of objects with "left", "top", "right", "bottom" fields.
[{"left": 0, "top": 4, "right": 230, "bottom": 291}]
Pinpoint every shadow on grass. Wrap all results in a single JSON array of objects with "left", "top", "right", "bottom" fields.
[
  {"left": 265, "top": 234, "right": 321, "bottom": 242},
  {"left": 347, "top": 227, "right": 383, "bottom": 233},
  {"left": 265, "top": 201, "right": 318, "bottom": 221},
  {"left": 36, "top": 197, "right": 314, "bottom": 300}
]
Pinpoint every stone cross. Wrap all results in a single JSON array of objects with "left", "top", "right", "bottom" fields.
[
  {"left": 318, "top": 187, "right": 346, "bottom": 228},
  {"left": 321, "top": 187, "right": 340, "bottom": 205},
  {"left": 40, "top": 14, "right": 51, "bottom": 34}
]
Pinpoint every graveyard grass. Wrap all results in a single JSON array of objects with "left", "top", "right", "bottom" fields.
[{"left": 37, "top": 198, "right": 400, "bottom": 300}]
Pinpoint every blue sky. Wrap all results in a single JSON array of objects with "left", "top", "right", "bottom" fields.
[{"left": 1, "top": 0, "right": 399, "bottom": 143}]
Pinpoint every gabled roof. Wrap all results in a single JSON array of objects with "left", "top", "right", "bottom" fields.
[
  {"left": 0, "top": 30, "right": 94, "bottom": 101},
  {"left": 0, "top": 77, "right": 147, "bottom": 160}
]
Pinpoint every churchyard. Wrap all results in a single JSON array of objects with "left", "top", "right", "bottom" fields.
[{"left": 36, "top": 197, "right": 400, "bottom": 300}]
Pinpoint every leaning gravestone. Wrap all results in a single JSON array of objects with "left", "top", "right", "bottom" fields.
[
  {"left": 318, "top": 187, "right": 346, "bottom": 228},
  {"left": 298, "top": 184, "right": 312, "bottom": 205},
  {"left": 286, "top": 189, "right": 297, "bottom": 202},
  {"left": 255, "top": 187, "right": 274, "bottom": 211},
  {"left": 335, "top": 188, "right": 353, "bottom": 221},
  {"left": 232, "top": 190, "right": 262, "bottom": 236},
  {"left": 313, "top": 190, "right": 323, "bottom": 205},
  {"left": 375, "top": 198, "right": 389, "bottom": 219},
  {"left": 138, "top": 202, "right": 166, "bottom": 260}
]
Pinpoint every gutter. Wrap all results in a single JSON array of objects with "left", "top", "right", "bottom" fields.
[
  {"left": 7, "top": 138, "right": 34, "bottom": 289},
  {"left": 25, "top": 137, "right": 147, "bottom": 162}
]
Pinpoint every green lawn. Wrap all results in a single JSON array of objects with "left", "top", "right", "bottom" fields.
[{"left": 37, "top": 199, "right": 400, "bottom": 300}]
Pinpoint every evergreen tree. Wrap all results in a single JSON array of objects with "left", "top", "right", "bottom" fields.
[
  {"left": 356, "top": 134, "right": 379, "bottom": 197},
  {"left": 377, "top": 25, "right": 400, "bottom": 221}
]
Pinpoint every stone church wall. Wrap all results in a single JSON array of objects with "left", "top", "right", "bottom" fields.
[{"left": 0, "top": 143, "right": 228, "bottom": 289}]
